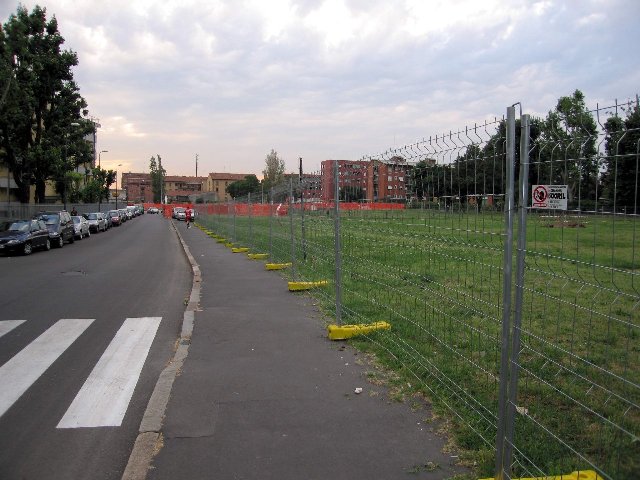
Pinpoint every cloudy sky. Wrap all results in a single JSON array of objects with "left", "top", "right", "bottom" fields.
[{"left": 1, "top": 0, "right": 639, "bottom": 179}]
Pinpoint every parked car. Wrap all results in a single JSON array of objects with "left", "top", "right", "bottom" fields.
[
  {"left": 147, "top": 207, "right": 159, "bottom": 214},
  {"left": 0, "top": 219, "right": 51, "bottom": 255},
  {"left": 85, "top": 212, "right": 107, "bottom": 233},
  {"left": 103, "top": 212, "right": 113, "bottom": 229},
  {"left": 35, "top": 211, "right": 75, "bottom": 248},
  {"left": 174, "top": 207, "right": 186, "bottom": 221},
  {"left": 119, "top": 208, "right": 129, "bottom": 222},
  {"left": 108, "top": 210, "right": 122, "bottom": 226},
  {"left": 72, "top": 215, "right": 91, "bottom": 239}
]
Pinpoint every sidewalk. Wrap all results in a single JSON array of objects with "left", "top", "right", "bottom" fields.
[{"left": 147, "top": 221, "right": 467, "bottom": 479}]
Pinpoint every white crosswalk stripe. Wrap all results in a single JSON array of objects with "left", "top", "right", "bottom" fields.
[
  {"left": 57, "top": 316, "right": 162, "bottom": 428},
  {"left": 0, "top": 317, "right": 162, "bottom": 428},
  {"left": 0, "top": 320, "right": 26, "bottom": 339},
  {"left": 0, "top": 318, "right": 94, "bottom": 419}
]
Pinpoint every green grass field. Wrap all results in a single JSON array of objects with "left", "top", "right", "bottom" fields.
[{"left": 198, "top": 207, "right": 639, "bottom": 479}]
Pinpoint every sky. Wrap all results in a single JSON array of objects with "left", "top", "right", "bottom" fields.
[{"left": 1, "top": 0, "right": 639, "bottom": 180}]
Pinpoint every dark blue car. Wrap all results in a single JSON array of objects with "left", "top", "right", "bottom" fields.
[{"left": 0, "top": 219, "right": 51, "bottom": 255}]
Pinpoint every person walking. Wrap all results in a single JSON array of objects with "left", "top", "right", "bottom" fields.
[{"left": 185, "top": 207, "right": 192, "bottom": 228}]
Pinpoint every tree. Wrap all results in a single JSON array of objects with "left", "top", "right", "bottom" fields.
[
  {"left": 537, "top": 90, "right": 598, "bottom": 206},
  {"left": 226, "top": 174, "right": 260, "bottom": 199},
  {"left": 149, "top": 155, "right": 165, "bottom": 203},
  {"left": 262, "top": 149, "right": 285, "bottom": 190},
  {"left": 0, "top": 5, "right": 93, "bottom": 203},
  {"left": 79, "top": 166, "right": 115, "bottom": 203},
  {"left": 601, "top": 101, "right": 640, "bottom": 211}
]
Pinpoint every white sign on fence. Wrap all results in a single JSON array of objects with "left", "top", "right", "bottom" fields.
[{"left": 531, "top": 185, "right": 568, "bottom": 210}]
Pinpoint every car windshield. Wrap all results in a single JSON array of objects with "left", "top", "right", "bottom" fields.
[
  {"left": 109, "top": 212, "right": 118, "bottom": 217},
  {"left": 87, "top": 213, "right": 97, "bottom": 220},
  {"left": 8, "top": 221, "right": 29, "bottom": 232},
  {"left": 73, "top": 217, "right": 81, "bottom": 224},
  {"left": 40, "top": 214, "right": 59, "bottom": 225}
]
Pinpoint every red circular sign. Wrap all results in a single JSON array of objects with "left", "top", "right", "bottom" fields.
[{"left": 533, "top": 185, "right": 548, "bottom": 204}]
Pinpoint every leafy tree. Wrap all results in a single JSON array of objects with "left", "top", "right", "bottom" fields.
[
  {"left": 149, "top": 154, "right": 165, "bottom": 203},
  {"left": 80, "top": 166, "right": 115, "bottom": 203},
  {"left": 537, "top": 90, "right": 598, "bottom": 206},
  {"left": 0, "top": 5, "right": 93, "bottom": 203},
  {"left": 601, "top": 102, "right": 640, "bottom": 211},
  {"left": 226, "top": 174, "right": 260, "bottom": 199},
  {"left": 262, "top": 149, "right": 285, "bottom": 190}
]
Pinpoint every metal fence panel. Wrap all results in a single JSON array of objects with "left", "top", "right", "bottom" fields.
[{"left": 193, "top": 97, "right": 639, "bottom": 480}]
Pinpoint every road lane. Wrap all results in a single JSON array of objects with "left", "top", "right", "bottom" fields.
[{"left": 0, "top": 213, "right": 191, "bottom": 480}]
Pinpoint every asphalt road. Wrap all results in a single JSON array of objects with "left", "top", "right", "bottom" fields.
[{"left": 0, "top": 213, "right": 191, "bottom": 480}]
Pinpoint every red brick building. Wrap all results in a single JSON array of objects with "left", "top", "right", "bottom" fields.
[
  {"left": 367, "top": 156, "right": 412, "bottom": 202},
  {"left": 121, "top": 172, "right": 153, "bottom": 204},
  {"left": 320, "top": 160, "right": 369, "bottom": 202}
]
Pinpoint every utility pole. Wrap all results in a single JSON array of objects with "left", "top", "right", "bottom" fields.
[{"left": 195, "top": 153, "right": 198, "bottom": 177}]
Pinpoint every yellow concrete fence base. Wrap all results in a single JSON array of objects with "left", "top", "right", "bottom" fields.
[
  {"left": 327, "top": 321, "right": 391, "bottom": 340},
  {"left": 479, "top": 470, "right": 603, "bottom": 480},
  {"left": 248, "top": 253, "right": 269, "bottom": 260},
  {"left": 232, "top": 247, "right": 250, "bottom": 253},
  {"left": 265, "top": 263, "right": 292, "bottom": 270},
  {"left": 288, "top": 280, "right": 329, "bottom": 291}
]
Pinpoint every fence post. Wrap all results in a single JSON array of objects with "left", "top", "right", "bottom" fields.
[
  {"left": 232, "top": 198, "right": 236, "bottom": 243},
  {"left": 248, "top": 192, "right": 253, "bottom": 247},
  {"left": 300, "top": 157, "right": 307, "bottom": 261},
  {"left": 334, "top": 159, "right": 343, "bottom": 326},
  {"left": 495, "top": 106, "right": 517, "bottom": 480},
  {"left": 269, "top": 187, "right": 274, "bottom": 259},
  {"left": 503, "top": 113, "right": 531, "bottom": 473},
  {"left": 289, "top": 177, "right": 296, "bottom": 280}
]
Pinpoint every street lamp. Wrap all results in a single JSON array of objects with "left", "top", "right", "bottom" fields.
[
  {"left": 115, "top": 164, "right": 122, "bottom": 209},
  {"left": 98, "top": 150, "right": 108, "bottom": 211}
]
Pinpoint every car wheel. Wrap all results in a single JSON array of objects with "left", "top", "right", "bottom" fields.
[
  {"left": 44, "top": 239, "right": 51, "bottom": 251},
  {"left": 57, "top": 237, "right": 64, "bottom": 248},
  {"left": 23, "top": 242, "right": 32, "bottom": 256}
]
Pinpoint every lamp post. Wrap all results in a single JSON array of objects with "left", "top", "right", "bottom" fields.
[
  {"left": 115, "top": 164, "right": 122, "bottom": 209},
  {"left": 98, "top": 150, "right": 108, "bottom": 211}
]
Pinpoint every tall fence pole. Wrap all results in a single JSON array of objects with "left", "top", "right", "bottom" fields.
[
  {"left": 269, "top": 187, "right": 274, "bottom": 259},
  {"left": 248, "top": 192, "right": 253, "bottom": 247},
  {"left": 503, "top": 113, "right": 531, "bottom": 473},
  {"left": 300, "top": 157, "right": 307, "bottom": 261},
  {"left": 495, "top": 105, "right": 517, "bottom": 480},
  {"left": 289, "top": 177, "right": 296, "bottom": 280},
  {"left": 232, "top": 198, "right": 236, "bottom": 243},
  {"left": 334, "top": 159, "right": 343, "bottom": 326}
]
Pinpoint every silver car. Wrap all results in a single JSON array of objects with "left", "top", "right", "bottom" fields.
[
  {"left": 72, "top": 215, "right": 91, "bottom": 239},
  {"left": 85, "top": 212, "right": 107, "bottom": 233}
]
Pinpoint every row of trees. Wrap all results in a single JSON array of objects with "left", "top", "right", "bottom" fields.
[
  {"left": 411, "top": 90, "right": 639, "bottom": 210},
  {"left": 0, "top": 5, "right": 114, "bottom": 204}
]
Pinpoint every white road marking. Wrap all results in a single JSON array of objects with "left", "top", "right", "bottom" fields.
[
  {"left": 0, "top": 319, "right": 94, "bottom": 419},
  {"left": 0, "top": 320, "right": 26, "bottom": 338},
  {"left": 57, "top": 317, "right": 162, "bottom": 428}
]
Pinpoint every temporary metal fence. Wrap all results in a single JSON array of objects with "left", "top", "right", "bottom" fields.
[{"left": 195, "top": 98, "right": 639, "bottom": 480}]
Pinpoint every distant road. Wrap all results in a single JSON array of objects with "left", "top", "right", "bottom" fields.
[{"left": 0, "top": 214, "right": 191, "bottom": 480}]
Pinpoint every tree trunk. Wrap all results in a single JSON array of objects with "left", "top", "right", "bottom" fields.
[
  {"left": 14, "top": 173, "right": 30, "bottom": 203},
  {"left": 35, "top": 178, "right": 46, "bottom": 203}
]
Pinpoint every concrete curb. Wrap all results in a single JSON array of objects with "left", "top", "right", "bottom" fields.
[{"left": 121, "top": 221, "right": 199, "bottom": 480}]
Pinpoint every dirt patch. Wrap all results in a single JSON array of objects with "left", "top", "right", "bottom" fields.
[{"left": 546, "top": 221, "right": 586, "bottom": 228}]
